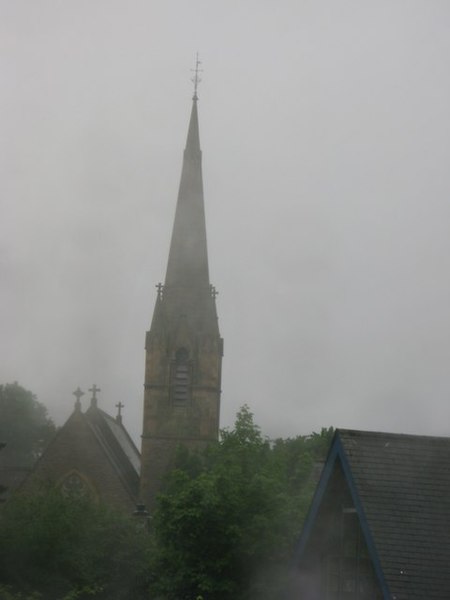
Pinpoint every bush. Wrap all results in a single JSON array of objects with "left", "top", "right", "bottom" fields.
[{"left": 0, "top": 486, "right": 152, "bottom": 600}]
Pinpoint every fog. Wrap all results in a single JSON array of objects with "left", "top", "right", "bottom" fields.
[{"left": 2, "top": 1, "right": 450, "bottom": 444}]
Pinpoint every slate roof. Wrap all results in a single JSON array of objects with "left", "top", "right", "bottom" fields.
[
  {"left": 84, "top": 406, "right": 141, "bottom": 499},
  {"left": 336, "top": 429, "right": 450, "bottom": 599}
]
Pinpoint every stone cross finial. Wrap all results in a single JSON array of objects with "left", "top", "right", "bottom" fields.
[
  {"left": 89, "top": 384, "right": 101, "bottom": 399},
  {"left": 73, "top": 387, "right": 84, "bottom": 410},
  {"left": 115, "top": 401, "right": 124, "bottom": 424},
  {"left": 89, "top": 384, "right": 101, "bottom": 408},
  {"left": 210, "top": 284, "right": 218, "bottom": 300},
  {"left": 156, "top": 282, "right": 164, "bottom": 299}
]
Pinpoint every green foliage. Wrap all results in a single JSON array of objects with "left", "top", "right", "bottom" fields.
[
  {"left": 0, "top": 486, "right": 152, "bottom": 600},
  {"left": 0, "top": 586, "right": 42, "bottom": 600},
  {"left": 0, "top": 383, "right": 56, "bottom": 467},
  {"left": 0, "top": 400, "right": 333, "bottom": 600},
  {"left": 150, "top": 406, "right": 333, "bottom": 600}
]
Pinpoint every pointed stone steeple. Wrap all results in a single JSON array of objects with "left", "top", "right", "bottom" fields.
[
  {"left": 165, "top": 97, "right": 209, "bottom": 290},
  {"left": 140, "top": 91, "right": 223, "bottom": 509},
  {"left": 160, "top": 96, "right": 219, "bottom": 340}
]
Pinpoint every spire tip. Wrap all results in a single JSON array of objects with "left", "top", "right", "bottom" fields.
[{"left": 191, "top": 53, "right": 203, "bottom": 100}]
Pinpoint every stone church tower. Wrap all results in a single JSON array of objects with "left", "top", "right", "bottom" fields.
[{"left": 140, "top": 90, "right": 223, "bottom": 508}]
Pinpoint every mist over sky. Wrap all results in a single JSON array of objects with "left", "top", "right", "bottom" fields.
[{"left": 2, "top": 1, "right": 450, "bottom": 444}]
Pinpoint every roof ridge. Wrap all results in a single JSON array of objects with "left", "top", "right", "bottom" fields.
[{"left": 338, "top": 428, "right": 450, "bottom": 441}]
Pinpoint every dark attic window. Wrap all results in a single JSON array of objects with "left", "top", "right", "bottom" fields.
[
  {"left": 324, "top": 507, "right": 382, "bottom": 599},
  {"left": 171, "top": 347, "right": 191, "bottom": 405}
]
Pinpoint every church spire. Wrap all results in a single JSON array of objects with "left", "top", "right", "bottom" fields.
[
  {"left": 164, "top": 94, "right": 209, "bottom": 289},
  {"left": 140, "top": 75, "right": 223, "bottom": 510},
  {"left": 191, "top": 52, "right": 202, "bottom": 102}
]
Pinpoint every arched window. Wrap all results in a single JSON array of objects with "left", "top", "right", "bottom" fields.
[
  {"left": 59, "top": 470, "right": 96, "bottom": 501},
  {"left": 171, "top": 347, "right": 191, "bottom": 405}
]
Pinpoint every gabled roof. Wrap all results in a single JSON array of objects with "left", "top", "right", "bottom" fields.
[
  {"left": 295, "top": 429, "right": 450, "bottom": 599},
  {"left": 22, "top": 402, "right": 141, "bottom": 509}
]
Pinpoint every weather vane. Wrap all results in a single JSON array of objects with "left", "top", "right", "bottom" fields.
[{"left": 191, "top": 53, "right": 203, "bottom": 99}]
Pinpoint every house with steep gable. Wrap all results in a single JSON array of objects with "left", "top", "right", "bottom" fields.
[{"left": 290, "top": 429, "right": 450, "bottom": 599}]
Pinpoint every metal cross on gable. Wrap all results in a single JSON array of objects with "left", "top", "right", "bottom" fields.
[
  {"left": 89, "top": 384, "right": 101, "bottom": 400},
  {"left": 156, "top": 282, "right": 164, "bottom": 299},
  {"left": 115, "top": 401, "right": 124, "bottom": 417}
]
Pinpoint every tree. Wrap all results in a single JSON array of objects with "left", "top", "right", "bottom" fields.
[
  {"left": 150, "top": 406, "right": 333, "bottom": 600},
  {"left": 0, "top": 443, "right": 6, "bottom": 504},
  {"left": 0, "top": 485, "right": 152, "bottom": 600},
  {"left": 0, "top": 383, "right": 56, "bottom": 467}
]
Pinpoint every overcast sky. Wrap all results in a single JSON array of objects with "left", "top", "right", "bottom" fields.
[{"left": 2, "top": 1, "right": 450, "bottom": 444}]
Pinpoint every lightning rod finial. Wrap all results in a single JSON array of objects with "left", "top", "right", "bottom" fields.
[{"left": 191, "top": 53, "right": 203, "bottom": 100}]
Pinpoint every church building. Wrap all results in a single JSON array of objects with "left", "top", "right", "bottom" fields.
[{"left": 19, "top": 77, "right": 222, "bottom": 513}]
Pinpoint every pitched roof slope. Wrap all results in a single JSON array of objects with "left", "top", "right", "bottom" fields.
[
  {"left": 339, "top": 429, "right": 450, "bottom": 599},
  {"left": 85, "top": 406, "right": 140, "bottom": 497}
]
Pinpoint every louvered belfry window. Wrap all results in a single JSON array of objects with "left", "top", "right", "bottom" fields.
[{"left": 171, "top": 347, "right": 191, "bottom": 405}]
